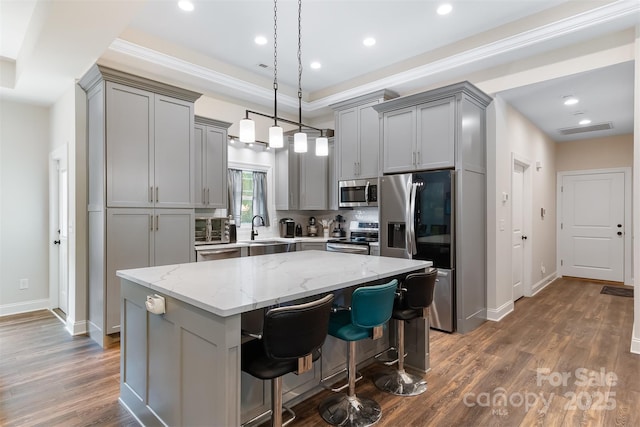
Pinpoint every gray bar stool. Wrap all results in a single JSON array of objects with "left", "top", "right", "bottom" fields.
[
  {"left": 242, "top": 294, "right": 334, "bottom": 427},
  {"left": 319, "top": 279, "right": 398, "bottom": 427},
  {"left": 374, "top": 268, "right": 437, "bottom": 396}
]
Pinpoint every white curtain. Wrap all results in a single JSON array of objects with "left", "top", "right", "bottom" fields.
[
  {"left": 228, "top": 169, "right": 243, "bottom": 227},
  {"left": 252, "top": 171, "right": 270, "bottom": 226}
]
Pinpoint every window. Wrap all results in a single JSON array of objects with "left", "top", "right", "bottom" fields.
[{"left": 228, "top": 169, "right": 270, "bottom": 228}]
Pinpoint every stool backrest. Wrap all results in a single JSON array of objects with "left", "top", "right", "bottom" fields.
[
  {"left": 263, "top": 294, "right": 334, "bottom": 361},
  {"left": 402, "top": 268, "right": 437, "bottom": 310},
  {"left": 351, "top": 279, "right": 398, "bottom": 328}
]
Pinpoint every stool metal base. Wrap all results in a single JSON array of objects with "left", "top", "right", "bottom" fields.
[
  {"left": 319, "top": 394, "right": 382, "bottom": 427},
  {"left": 374, "top": 369, "right": 427, "bottom": 396}
]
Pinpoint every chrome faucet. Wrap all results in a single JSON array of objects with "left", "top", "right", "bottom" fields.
[{"left": 251, "top": 215, "right": 265, "bottom": 240}]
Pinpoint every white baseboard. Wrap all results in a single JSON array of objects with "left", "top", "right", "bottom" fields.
[
  {"left": 66, "top": 317, "right": 88, "bottom": 336},
  {"left": 0, "top": 299, "right": 50, "bottom": 317},
  {"left": 531, "top": 271, "right": 558, "bottom": 296},
  {"left": 631, "top": 325, "right": 640, "bottom": 355},
  {"left": 487, "top": 300, "right": 514, "bottom": 322}
]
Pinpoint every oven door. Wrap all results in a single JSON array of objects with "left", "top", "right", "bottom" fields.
[{"left": 326, "top": 242, "right": 370, "bottom": 255}]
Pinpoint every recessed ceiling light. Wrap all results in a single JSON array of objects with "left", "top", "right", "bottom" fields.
[
  {"left": 310, "top": 61, "right": 322, "bottom": 70},
  {"left": 563, "top": 96, "right": 579, "bottom": 106},
  {"left": 363, "top": 37, "right": 376, "bottom": 47},
  {"left": 437, "top": 3, "right": 453, "bottom": 15},
  {"left": 254, "top": 36, "right": 268, "bottom": 45},
  {"left": 579, "top": 119, "right": 592, "bottom": 125},
  {"left": 178, "top": 0, "right": 194, "bottom": 12}
]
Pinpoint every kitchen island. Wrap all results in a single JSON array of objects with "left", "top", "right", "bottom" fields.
[{"left": 117, "top": 250, "right": 431, "bottom": 426}]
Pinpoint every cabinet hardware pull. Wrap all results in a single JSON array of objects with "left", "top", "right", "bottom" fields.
[
  {"left": 155, "top": 187, "right": 159, "bottom": 203},
  {"left": 156, "top": 215, "right": 159, "bottom": 231},
  {"left": 150, "top": 215, "right": 153, "bottom": 232},
  {"left": 150, "top": 186, "right": 153, "bottom": 203},
  {"left": 207, "top": 188, "right": 210, "bottom": 205},
  {"left": 417, "top": 151, "right": 421, "bottom": 165},
  {"left": 202, "top": 188, "right": 205, "bottom": 204}
]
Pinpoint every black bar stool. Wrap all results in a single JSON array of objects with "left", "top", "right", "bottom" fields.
[
  {"left": 242, "top": 294, "right": 334, "bottom": 427},
  {"left": 374, "top": 268, "right": 437, "bottom": 396},
  {"left": 319, "top": 279, "right": 398, "bottom": 427}
]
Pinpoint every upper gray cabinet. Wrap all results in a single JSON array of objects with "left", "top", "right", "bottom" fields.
[
  {"left": 105, "top": 82, "right": 195, "bottom": 208},
  {"left": 330, "top": 90, "right": 398, "bottom": 180},
  {"left": 275, "top": 137, "right": 333, "bottom": 211},
  {"left": 374, "top": 82, "right": 492, "bottom": 174},
  {"left": 194, "top": 116, "right": 231, "bottom": 209}
]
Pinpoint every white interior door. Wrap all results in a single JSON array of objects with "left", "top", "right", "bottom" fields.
[
  {"left": 560, "top": 172, "right": 624, "bottom": 282},
  {"left": 512, "top": 163, "right": 525, "bottom": 300},
  {"left": 57, "top": 163, "right": 69, "bottom": 314}
]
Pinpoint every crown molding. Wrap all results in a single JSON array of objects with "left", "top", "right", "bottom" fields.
[{"left": 108, "top": 0, "right": 639, "bottom": 113}]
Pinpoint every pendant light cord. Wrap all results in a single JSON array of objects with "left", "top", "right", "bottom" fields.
[
  {"left": 297, "top": 0, "right": 303, "bottom": 133},
  {"left": 273, "top": 0, "right": 278, "bottom": 126}
]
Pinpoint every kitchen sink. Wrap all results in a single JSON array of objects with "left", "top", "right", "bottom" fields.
[{"left": 247, "top": 240, "right": 297, "bottom": 256}]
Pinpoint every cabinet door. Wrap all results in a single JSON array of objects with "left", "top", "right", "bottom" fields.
[
  {"left": 337, "top": 107, "right": 359, "bottom": 180},
  {"left": 383, "top": 106, "right": 416, "bottom": 174},
  {"left": 300, "top": 151, "right": 328, "bottom": 210},
  {"left": 106, "top": 82, "right": 154, "bottom": 207},
  {"left": 328, "top": 140, "right": 338, "bottom": 210},
  {"left": 357, "top": 101, "right": 381, "bottom": 179},
  {"left": 416, "top": 97, "right": 455, "bottom": 170},
  {"left": 204, "top": 126, "right": 228, "bottom": 208},
  {"left": 154, "top": 95, "right": 194, "bottom": 208},
  {"left": 193, "top": 124, "right": 206, "bottom": 207},
  {"left": 106, "top": 208, "right": 153, "bottom": 332},
  {"left": 154, "top": 210, "right": 194, "bottom": 266},
  {"left": 275, "top": 143, "right": 299, "bottom": 210}
]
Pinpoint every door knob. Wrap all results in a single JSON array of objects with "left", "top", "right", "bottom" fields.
[
  {"left": 617, "top": 224, "right": 622, "bottom": 228},
  {"left": 617, "top": 231, "right": 623, "bottom": 236},
  {"left": 54, "top": 240, "right": 61, "bottom": 245},
  {"left": 521, "top": 235, "right": 528, "bottom": 240}
]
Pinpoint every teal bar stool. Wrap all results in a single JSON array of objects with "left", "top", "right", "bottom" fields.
[{"left": 319, "top": 279, "right": 398, "bottom": 427}]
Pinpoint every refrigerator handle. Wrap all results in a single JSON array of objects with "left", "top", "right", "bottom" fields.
[
  {"left": 405, "top": 179, "right": 413, "bottom": 258},
  {"left": 409, "top": 182, "right": 418, "bottom": 256}
]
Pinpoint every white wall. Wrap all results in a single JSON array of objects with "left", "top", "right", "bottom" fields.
[
  {"left": 0, "top": 100, "right": 50, "bottom": 315},
  {"left": 49, "top": 84, "right": 88, "bottom": 334},
  {"left": 631, "top": 27, "right": 639, "bottom": 355},
  {"left": 487, "top": 96, "right": 557, "bottom": 321}
]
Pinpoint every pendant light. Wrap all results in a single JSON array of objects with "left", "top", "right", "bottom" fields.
[
  {"left": 269, "top": 0, "right": 283, "bottom": 148},
  {"left": 293, "top": 0, "right": 308, "bottom": 153},
  {"left": 239, "top": 114, "right": 255, "bottom": 143},
  {"left": 315, "top": 136, "right": 328, "bottom": 156}
]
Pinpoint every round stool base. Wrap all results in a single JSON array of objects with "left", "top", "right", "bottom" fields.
[
  {"left": 374, "top": 370, "right": 427, "bottom": 396},
  {"left": 319, "top": 393, "right": 382, "bottom": 427}
]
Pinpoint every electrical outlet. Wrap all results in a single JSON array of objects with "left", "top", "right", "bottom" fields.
[
  {"left": 540, "top": 264, "right": 546, "bottom": 275},
  {"left": 19, "top": 278, "right": 28, "bottom": 290}
]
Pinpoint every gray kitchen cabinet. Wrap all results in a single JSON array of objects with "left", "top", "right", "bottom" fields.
[
  {"left": 300, "top": 242, "right": 326, "bottom": 251},
  {"left": 382, "top": 97, "right": 455, "bottom": 173},
  {"left": 328, "top": 140, "right": 338, "bottom": 210},
  {"left": 276, "top": 136, "right": 334, "bottom": 211},
  {"left": 275, "top": 141, "right": 299, "bottom": 210},
  {"left": 194, "top": 116, "right": 231, "bottom": 208},
  {"left": 375, "top": 81, "right": 491, "bottom": 174},
  {"left": 105, "top": 208, "right": 194, "bottom": 333},
  {"left": 331, "top": 90, "right": 398, "bottom": 180},
  {"left": 300, "top": 147, "right": 328, "bottom": 210},
  {"left": 80, "top": 64, "right": 201, "bottom": 347},
  {"left": 105, "top": 82, "right": 195, "bottom": 208}
]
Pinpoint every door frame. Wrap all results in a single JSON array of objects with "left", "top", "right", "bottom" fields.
[
  {"left": 49, "top": 144, "right": 68, "bottom": 312},
  {"left": 511, "top": 154, "right": 533, "bottom": 297},
  {"left": 557, "top": 167, "right": 632, "bottom": 286}
]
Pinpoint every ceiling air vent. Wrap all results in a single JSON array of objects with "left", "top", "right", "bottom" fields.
[
  {"left": 257, "top": 63, "right": 270, "bottom": 69},
  {"left": 558, "top": 122, "right": 613, "bottom": 135}
]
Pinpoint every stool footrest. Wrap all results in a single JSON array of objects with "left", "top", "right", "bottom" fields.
[
  {"left": 320, "top": 367, "right": 363, "bottom": 393},
  {"left": 374, "top": 347, "right": 407, "bottom": 366},
  {"left": 241, "top": 406, "right": 296, "bottom": 427}
]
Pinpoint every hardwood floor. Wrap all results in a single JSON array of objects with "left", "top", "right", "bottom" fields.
[{"left": 1, "top": 277, "right": 638, "bottom": 426}]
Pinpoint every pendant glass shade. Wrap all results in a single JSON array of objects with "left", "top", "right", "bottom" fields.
[
  {"left": 239, "top": 118, "right": 255, "bottom": 143},
  {"left": 315, "top": 137, "right": 328, "bottom": 156},
  {"left": 269, "top": 125, "right": 284, "bottom": 148},
  {"left": 294, "top": 132, "right": 308, "bottom": 153}
]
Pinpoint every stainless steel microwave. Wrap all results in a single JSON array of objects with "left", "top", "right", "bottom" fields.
[{"left": 338, "top": 179, "right": 378, "bottom": 208}]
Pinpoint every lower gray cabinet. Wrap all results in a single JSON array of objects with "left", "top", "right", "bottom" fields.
[
  {"left": 105, "top": 208, "right": 194, "bottom": 332},
  {"left": 300, "top": 242, "right": 327, "bottom": 251}
]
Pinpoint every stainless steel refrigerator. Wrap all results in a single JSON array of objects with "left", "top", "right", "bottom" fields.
[{"left": 380, "top": 170, "right": 486, "bottom": 333}]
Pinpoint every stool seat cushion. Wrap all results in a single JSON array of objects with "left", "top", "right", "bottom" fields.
[
  {"left": 328, "top": 310, "right": 372, "bottom": 342},
  {"left": 392, "top": 307, "right": 421, "bottom": 321},
  {"left": 242, "top": 338, "right": 320, "bottom": 380}
]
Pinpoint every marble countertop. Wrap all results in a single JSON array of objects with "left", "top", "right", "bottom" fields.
[{"left": 117, "top": 251, "right": 430, "bottom": 317}]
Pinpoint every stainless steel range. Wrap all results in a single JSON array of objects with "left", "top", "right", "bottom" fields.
[{"left": 326, "top": 221, "right": 378, "bottom": 255}]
